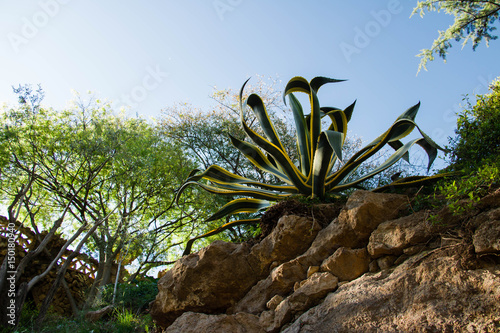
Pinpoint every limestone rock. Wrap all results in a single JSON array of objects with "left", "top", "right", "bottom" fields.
[
  {"left": 282, "top": 254, "right": 500, "bottom": 333},
  {"left": 271, "top": 272, "right": 338, "bottom": 331},
  {"left": 306, "top": 266, "right": 319, "bottom": 278},
  {"left": 292, "top": 217, "right": 360, "bottom": 270},
  {"left": 320, "top": 247, "right": 369, "bottom": 281},
  {"left": 248, "top": 215, "right": 321, "bottom": 276},
  {"left": 287, "top": 272, "right": 339, "bottom": 310},
  {"left": 85, "top": 305, "right": 113, "bottom": 322},
  {"left": 231, "top": 259, "right": 305, "bottom": 314},
  {"left": 338, "top": 190, "right": 407, "bottom": 241},
  {"left": 376, "top": 255, "right": 398, "bottom": 270},
  {"left": 266, "top": 295, "right": 283, "bottom": 310},
  {"left": 151, "top": 214, "right": 321, "bottom": 328},
  {"left": 473, "top": 216, "right": 500, "bottom": 253},
  {"left": 150, "top": 241, "right": 255, "bottom": 328},
  {"left": 367, "top": 211, "right": 434, "bottom": 258},
  {"left": 165, "top": 312, "right": 264, "bottom": 333}
]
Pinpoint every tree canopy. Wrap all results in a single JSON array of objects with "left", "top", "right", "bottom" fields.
[{"left": 412, "top": 0, "right": 500, "bottom": 72}]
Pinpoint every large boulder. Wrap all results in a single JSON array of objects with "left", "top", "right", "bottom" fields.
[
  {"left": 270, "top": 272, "right": 339, "bottom": 331},
  {"left": 150, "top": 214, "right": 322, "bottom": 328},
  {"left": 247, "top": 215, "right": 322, "bottom": 274},
  {"left": 338, "top": 190, "right": 408, "bottom": 242},
  {"left": 230, "top": 259, "right": 306, "bottom": 314},
  {"left": 149, "top": 241, "right": 255, "bottom": 328},
  {"left": 473, "top": 214, "right": 500, "bottom": 254},
  {"left": 367, "top": 211, "right": 436, "bottom": 258}
]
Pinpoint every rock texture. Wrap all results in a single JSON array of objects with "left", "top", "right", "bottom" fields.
[
  {"left": 150, "top": 214, "right": 321, "bottom": 328},
  {"left": 283, "top": 254, "right": 500, "bottom": 333},
  {"left": 150, "top": 190, "right": 500, "bottom": 332}
]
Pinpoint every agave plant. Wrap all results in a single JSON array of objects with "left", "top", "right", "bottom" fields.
[{"left": 176, "top": 76, "right": 446, "bottom": 254}]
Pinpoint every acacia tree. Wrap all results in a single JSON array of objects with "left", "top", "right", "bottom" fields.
[
  {"left": 0, "top": 87, "right": 113, "bottom": 326},
  {"left": 412, "top": 0, "right": 500, "bottom": 72},
  {"left": 0, "top": 89, "right": 202, "bottom": 325}
]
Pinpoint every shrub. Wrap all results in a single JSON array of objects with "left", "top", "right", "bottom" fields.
[
  {"left": 101, "top": 278, "right": 158, "bottom": 313},
  {"left": 448, "top": 77, "right": 500, "bottom": 171}
]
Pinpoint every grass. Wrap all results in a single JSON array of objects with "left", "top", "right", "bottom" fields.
[{"left": 12, "top": 307, "right": 156, "bottom": 333}]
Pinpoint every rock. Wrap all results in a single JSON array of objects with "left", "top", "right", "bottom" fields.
[
  {"left": 151, "top": 214, "right": 321, "bottom": 328},
  {"left": 367, "top": 211, "right": 435, "bottom": 258},
  {"left": 287, "top": 272, "right": 339, "bottom": 310},
  {"left": 85, "top": 305, "right": 113, "bottom": 322},
  {"left": 403, "top": 244, "right": 426, "bottom": 256},
  {"left": 259, "top": 310, "right": 275, "bottom": 331},
  {"left": 320, "top": 247, "right": 369, "bottom": 281},
  {"left": 377, "top": 255, "right": 397, "bottom": 270},
  {"left": 368, "top": 260, "right": 379, "bottom": 273},
  {"left": 248, "top": 215, "right": 322, "bottom": 276},
  {"left": 266, "top": 295, "right": 284, "bottom": 310},
  {"left": 338, "top": 190, "right": 408, "bottom": 241},
  {"left": 307, "top": 266, "right": 319, "bottom": 278},
  {"left": 292, "top": 217, "right": 360, "bottom": 271},
  {"left": 473, "top": 217, "right": 500, "bottom": 253},
  {"left": 165, "top": 312, "right": 264, "bottom": 333},
  {"left": 150, "top": 241, "right": 255, "bottom": 328},
  {"left": 231, "top": 259, "right": 305, "bottom": 314},
  {"left": 151, "top": 190, "right": 500, "bottom": 332},
  {"left": 469, "top": 207, "right": 500, "bottom": 229},
  {"left": 477, "top": 188, "right": 500, "bottom": 210},
  {"left": 282, "top": 253, "right": 500, "bottom": 333},
  {"left": 270, "top": 272, "right": 338, "bottom": 331}
]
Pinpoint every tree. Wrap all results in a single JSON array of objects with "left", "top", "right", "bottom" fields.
[
  {"left": 0, "top": 86, "right": 110, "bottom": 326},
  {"left": 0, "top": 89, "right": 202, "bottom": 326},
  {"left": 412, "top": 0, "right": 500, "bottom": 72}
]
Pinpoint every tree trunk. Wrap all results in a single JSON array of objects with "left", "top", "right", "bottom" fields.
[
  {"left": 62, "top": 278, "right": 79, "bottom": 316},
  {"left": 35, "top": 218, "right": 105, "bottom": 325}
]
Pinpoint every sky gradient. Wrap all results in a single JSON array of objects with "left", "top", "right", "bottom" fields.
[{"left": 1, "top": 1, "right": 500, "bottom": 171}]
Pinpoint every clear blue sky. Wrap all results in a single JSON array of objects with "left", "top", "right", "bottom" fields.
[{"left": 1, "top": 1, "right": 499, "bottom": 170}]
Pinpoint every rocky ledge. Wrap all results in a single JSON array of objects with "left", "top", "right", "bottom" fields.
[{"left": 150, "top": 190, "right": 500, "bottom": 332}]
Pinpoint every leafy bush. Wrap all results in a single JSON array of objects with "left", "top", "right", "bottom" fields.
[
  {"left": 448, "top": 78, "right": 500, "bottom": 171},
  {"left": 177, "top": 76, "right": 448, "bottom": 254},
  {"left": 437, "top": 162, "right": 499, "bottom": 216},
  {"left": 101, "top": 278, "right": 158, "bottom": 313}
]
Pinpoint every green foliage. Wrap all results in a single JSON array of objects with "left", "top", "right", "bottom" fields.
[
  {"left": 437, "top": 162, "right": 499, "bottom": 215},
  {"left": 12, "top": 299, "right": 155, "bottom": 333},
  {"left": 406, "top": 161, "right": 499, "bottom": 227},
  {"left": 113, "top": 307, "right": 142, "bottom": 333},
  {"left": 412, "top": 1, "right": 500, "bottom": 72},
  {"left": 101, "top": 278, "right": 158, "bottom": 313},
  {"left": 447, "top": 78, "right": 500, "bottom": 171},
  {"left": 177, "top": 76, "right": 447, "bottom": 254},
  {"left": 0, "top": 90, "right": 209, "bottom": 308}
]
